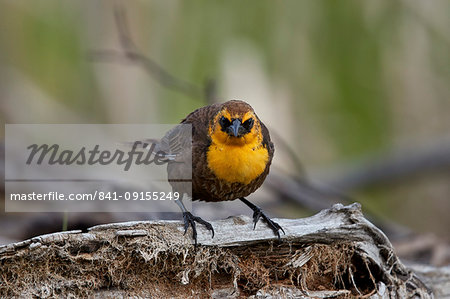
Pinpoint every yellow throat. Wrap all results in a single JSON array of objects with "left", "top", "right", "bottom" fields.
[{"left": 206, "top": 112, "right": 269, "bottom": 185}]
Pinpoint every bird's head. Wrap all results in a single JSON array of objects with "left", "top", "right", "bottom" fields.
[{"left": 209, "top": 100, "right": 263, "bottom": 146}]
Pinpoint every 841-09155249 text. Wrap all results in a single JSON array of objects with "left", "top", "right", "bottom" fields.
[{"left": 9, "top": 191, "right": 181, "bottom": 201}]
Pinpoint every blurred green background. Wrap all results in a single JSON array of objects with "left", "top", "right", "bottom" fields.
[{"left": 1, "top": 0, "right": 449, "bottom": 245}]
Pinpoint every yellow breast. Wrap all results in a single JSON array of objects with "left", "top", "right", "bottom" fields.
[{"left": 207, "top": 142, "right": 269, "bottom": 185}]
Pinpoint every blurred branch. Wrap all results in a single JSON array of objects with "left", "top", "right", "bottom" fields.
[
  {"left": 89, "top": 3, "right": 214, "bottom": 101},
  {"left": 90, "top": 49, "right": 206, "bottom": 99},
  {"left": 270, "top": 130, "right": 306, "bottom": 176},
  {"left": 319, "top": 140, "right": 450, "bottom": 192},
  {"left": 266, "top": 171, "right": 343, "bottom": 211}
]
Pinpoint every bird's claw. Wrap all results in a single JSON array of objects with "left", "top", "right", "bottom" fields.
[
  {"left": 251, "top": 207, "right": 285, "bottom": 240},
  {"left": 182, "top": 212, "right": 214, "bottom": 246}
]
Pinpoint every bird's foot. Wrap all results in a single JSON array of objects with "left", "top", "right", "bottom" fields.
[
  {"left": 182, "top": 212, "right": 214, "bottom": 246},
  {"left": 251, "top": 207, "right": 285, "bottom": 240}
]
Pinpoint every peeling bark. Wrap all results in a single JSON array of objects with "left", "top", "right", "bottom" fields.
[{"left": 0, "top": 204, "right": 439, "bottom": 298}]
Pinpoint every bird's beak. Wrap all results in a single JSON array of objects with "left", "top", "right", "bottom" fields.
[{"left": 229, "top": 119, "right": 242, "bottom": 137}]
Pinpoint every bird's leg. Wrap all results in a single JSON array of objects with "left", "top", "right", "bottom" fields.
[
  {"left": 239, "top": 197, "right": 285, "bottom": 240},
  {"left": 175, "top": 198, "right": 214, "bottom": 246}
]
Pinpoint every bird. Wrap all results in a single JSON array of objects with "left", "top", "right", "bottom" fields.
[{"left": 158, "top": 100, "right": 284, "bottom": 245}]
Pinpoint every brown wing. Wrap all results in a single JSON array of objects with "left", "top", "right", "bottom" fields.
[
  {"left": 166, "top": 103, "right": 223, "bottom": 197},
  {"left": 259, "top": 119, "right": 275, "bottom": 170}
]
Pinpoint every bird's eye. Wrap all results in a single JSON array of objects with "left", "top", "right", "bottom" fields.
[
  {"left": 242, "top": 118, "right": 254, "bottom": 130},
  {"left": 219, "top": 116, "right": 231, "bottom": 128}
]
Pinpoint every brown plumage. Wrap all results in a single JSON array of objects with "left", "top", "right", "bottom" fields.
[
  {"left": 163, "top": 100, "right": 283, "bottom": 245},
  {"left": 185, "top": 100, "right": 273, "bottom": 201}
]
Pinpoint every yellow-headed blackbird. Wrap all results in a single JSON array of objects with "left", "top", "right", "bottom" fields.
[{"left": 160, "top": 100, "right": 284, "bottom": 245}]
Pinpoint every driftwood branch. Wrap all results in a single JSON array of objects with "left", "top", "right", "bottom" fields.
[{"left": 1, "top": 203, "right": 443, "bottom": 298}]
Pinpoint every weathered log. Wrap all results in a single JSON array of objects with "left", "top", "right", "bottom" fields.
[{"left": 0, "top": 203, "right": 440, "bottom": 298}]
